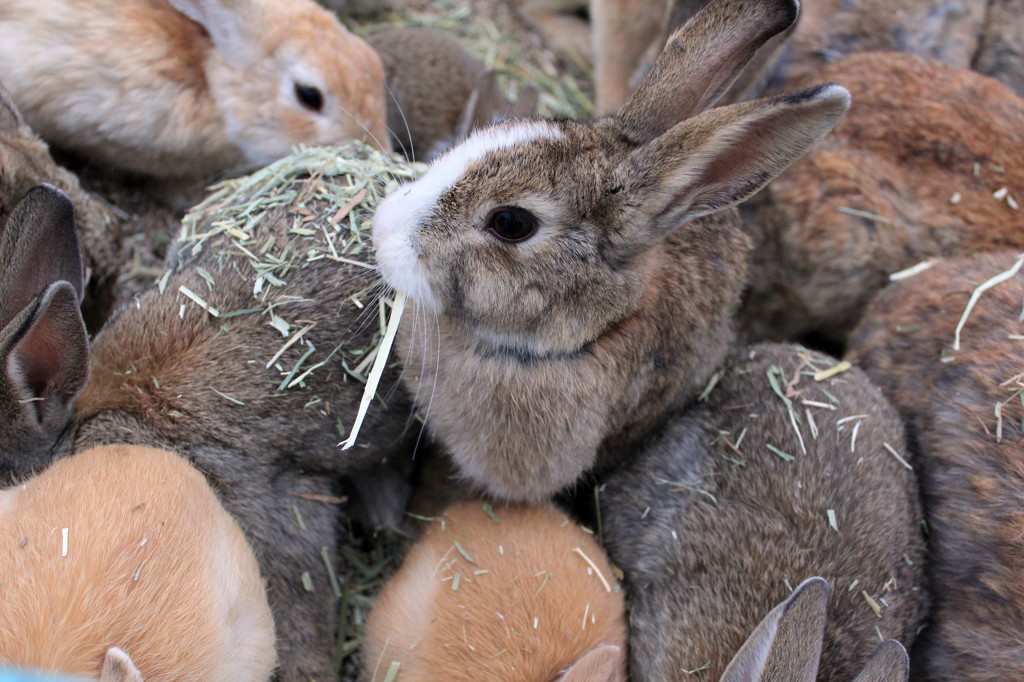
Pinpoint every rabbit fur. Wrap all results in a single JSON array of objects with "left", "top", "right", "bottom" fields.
[
  {"left": 847, "top": 251, "right": 1024, "bottom": 681},
  {"left": 0, "top": 0, "right": 390, "bottom": 179},
  {"left": 596, "top": 343, "right": 925, "bottom": 680},
  {"left": 371, "top": 0, "right": 848, "bottom": 502},
  {"left": 0, "top": 444, "right": 276, "bottom": 681},
  {"left": 739, "top": 51, "right": 1024, "bottom": 345},
  {"left": 0, "top": 177, "right": 417, "bottom": 680},
  {"left": 362, "top": 501, "right": 627, "bottom": 682},
  {"left": 368, "top": 27, "right": 539, "bottom": 162}
]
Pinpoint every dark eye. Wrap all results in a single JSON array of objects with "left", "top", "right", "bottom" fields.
[
  {"left": 484, "top": 207, "right": 539, "bottom": 243},
  {"left": 294, "top": 83, "right": 324, "bottom": 112}
]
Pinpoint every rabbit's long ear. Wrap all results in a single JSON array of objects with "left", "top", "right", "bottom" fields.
[
  {"left": 101, "top": 647, "right": 144, "bottom": 682},
  {"left": 0, "top": 83, "right": 25, "bottom": 135},
  {"left": 852, "top": 640, "right": 910, "bottom": 682},
  {"left": 168, "top": 0, "right": 249, "bottom": 56},
  {"left": 617, "top": 84, "right": 848, "bottom": 244},
  {"left": 720, "top": 577, "right": 830, "bottom": 682},
  {"left": 557, "top": 644, "right": 625, "bottom": 682},
  {"left": 0, "top": 184, "right": 83, "bottom": 330},
  {"left": 616, "top": 0, "right": 799, "bottom": 144}
]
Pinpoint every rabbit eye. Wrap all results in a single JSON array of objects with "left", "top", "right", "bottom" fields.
[
  {"left": 294, "top": 83, "right": 324, "bottom": 112},
  {"left": 485, "top": 207, "right": 539, "bottom": 243}
]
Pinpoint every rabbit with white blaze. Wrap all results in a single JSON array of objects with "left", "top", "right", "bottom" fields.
[
  {"left": 0, "top": 0, "right": 389, "bottom": 179},
  {"left": 372, "top": 0, "right": 843, "bottom": 502}
]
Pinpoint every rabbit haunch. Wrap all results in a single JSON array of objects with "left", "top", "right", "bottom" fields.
[
  {"left": 372, "top": 75, "right": 849, "bottom": 501},
  {"left": 0, "top": 0, "right": 388, "bottom": 178}
]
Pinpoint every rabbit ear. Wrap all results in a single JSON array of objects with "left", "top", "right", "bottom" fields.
[
  {"left": 617, "top": 84, "right": 848, "bottom": 244},
  {"left": 615, "top": 0, "right": 799, "bottom": 144},
  {"left": 1, "top": 281, "right": 89, "bottom": 428},
  {"left": 0, "top": 184, "right": 83, "bottom": 330},
  {"left": 512, "top": 85, "right": 540, "bottom": 118},
  {"left": 556, "top": 644, "right": 625, "bottom": 682},
  {"left": 0, "top": 83, "right": 25, "bottom": 135},
  {"left": 852, "top": 640, "right": 910, "bottom": 682},
  {"left": 454, "top": 70, "right": 506, "bottom": 144},
  {"left": 720, "top": 577, "right": 831, "bottom": 682},
  {"left": 167, "top": 0, "right": 249, "bottom": 56},
  {"left": 101, "top": 647, "right": 143, "bottom": 682}
]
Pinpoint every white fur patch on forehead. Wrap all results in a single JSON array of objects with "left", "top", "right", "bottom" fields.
[{"left": 372, "top": 121, "right": 562, "bottom": 307}]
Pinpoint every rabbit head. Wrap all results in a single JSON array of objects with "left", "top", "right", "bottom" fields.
[
  {"left": 0, "top": 185, "right": 87, "bottom": 483},
  {"left": 170, "top": 0, "right": 390, "bottom": 163},
  {"left": 371, "top": 0, "right": 849, "bottom": 501}
]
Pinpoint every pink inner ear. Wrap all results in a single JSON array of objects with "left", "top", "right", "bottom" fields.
[{"left": 12, "top": 314, "right": 66, "bottom": 421}]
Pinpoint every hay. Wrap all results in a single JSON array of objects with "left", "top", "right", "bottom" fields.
[{"left": 353, "top": 0, "right": 593, "bottom": 119}]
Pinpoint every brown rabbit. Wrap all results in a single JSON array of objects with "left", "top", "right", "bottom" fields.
[
  {"left": 372, "top": 0, "right": 835, "bottom": 502},
  {"left": 0, "top": 443, "right": 276, "bottom": 680},
  {"left": 0, "top": 0, "right": 389, "bottom": 179},
  {"left": 846, "top": 251, "right": 1024, "bottom": 681},
  {"left": 368, "top": 27, "right": 539, "bottom": 162},
  {"left": 596, "top": 343, "right": 925, "bottom": 680},
  {"left": 722, "top": 577, "right": 912, "bottom": 681},
  {"left": 739, "top": 51, "right": 1024, "bottom": 345},
  {"left": 362, "top": 500, "right": 627, "bottom": 681},
  {"left": 0, "top": 155, "right": 418, "bottom": 679}
]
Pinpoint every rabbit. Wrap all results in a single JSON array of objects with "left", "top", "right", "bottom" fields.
[
  {"left": 0, "top": 443, "right": 276, "bottom": 680},
  {"left": 362, "top": 500, "right": 627, "bottom": 682},
  {"left": 722, "top": 577, "right": 911, "bottom": 681},
  {"left": 738, "top": 51, "right": 1024, "bottom": 346},
  {"left": 594, "top": 342, "right": 925, "bottom": 680},
  {"left": 368, "top": 27, "right": 539, "bottom": 163},
  {"left": 0, "top": 162, "right": 418, "bottom": 678},
  {"left": 846, "top": 251, "right": 1024, "bottom": 681},
  {"left": 371, "top": 0, "right": 838, "bottom": 502},
  {"left": 0, "top": 0, "right": 389, "bottom": 180},
  {"left": 0, "top": 84, "right": 125, "bottom": 328}
]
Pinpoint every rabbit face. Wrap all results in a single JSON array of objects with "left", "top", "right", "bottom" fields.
[{"left": 373, "top": 119, "right": 661, "bottom": 356}]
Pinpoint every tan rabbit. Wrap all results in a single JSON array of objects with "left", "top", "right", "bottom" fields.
[
  {"left": 368, "top": 27, "right": 539, "bottom": 162},
  {"left": 0, "top": 156, "right": 418, "bottom": 679},
  {"left": 0, "top": 0, "right": 389, "bottom": 179},
  {"left": 739, "top": 51, "right": 1024, "bottom": 345},
  {"left": 362, "top": 501, "right": 627, "bottom": 682},
  {"left": 846, "top": 251, "right": 1024, "bottom": 681},
  {"left": 0, "top": 443, "right": 276, "bottom": 680}
]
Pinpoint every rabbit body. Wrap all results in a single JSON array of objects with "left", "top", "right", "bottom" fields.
[
  {"left": 740, "top": 51, "right": 1024, "bottom": 344},
  {"left": 846, "top": 251, "right": 1024, "bottom": 680},
  {"left": 599, "top": 343, "right": 926, "bottom": 680},
  {"left": 363, "top": 501, "right": 627, "bottom": 682},
  {"left": 0, "top": 444, "right": 276, "bottom": 681},
  {"left": 0, "top": 163, "right": 416, "bottom": 680},
  {"left": 0, "top": 0, "right": 389, "bottom": 178}
]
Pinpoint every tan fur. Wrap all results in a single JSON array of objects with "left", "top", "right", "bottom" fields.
[
  {"left": 515, "top": 0, "right": 593, "bottom": 62},
  {"left": 363, "top": 502, "right": 627, "bottom": 682},
  {"left": 741, "top": 52, "right": 1024, "bottom": 343},
  {"left": 591, "top": 0, "right": 672, "bottom": 113},
  {"left": 847, "top": 252, "right": 1024, "bottom": 681},
  {"left": 0, "top": 0, "right": 388, "bottom": 179},
  {"left": 0, "top": 444, "right": 276, "bottom": 680}
]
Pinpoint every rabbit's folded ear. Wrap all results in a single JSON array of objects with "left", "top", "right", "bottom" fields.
[
  {"left": 101, "top": 647, "right": 143, "bottom": 682},
  {"left": 1, "top": 281, "right": 89, "bottom": 427},
  {"left": 556, "top": 644, "right": 625, "bottom": 682},
  {"left": 0, "top": 184, "right": 84, "bottom": 327},
  {"left": 618, "top": 84, "right": 848, "bottom": 243},
  {"left": 615, "top": 0, "right": 799, "bottom": 144},
  {"left": 720, "top": 576, "right": 830, "bottom": 682},
  {"left": 852, "top": 640, "right": 910, "bottom": 682}
]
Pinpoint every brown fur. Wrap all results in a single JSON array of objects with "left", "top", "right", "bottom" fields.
[
  {"left": 740, "top": 51, "right": 1024, "bottom": 344},
  {"left": 599, "top": 344, "right": 926, "bottom": 680},
  {"left": 2, "top": 174, "right": 418, "bottom": 679},
  {"left": 362, "top": 501, "right": 627, "bottom": 681},
  {"left": 0, "top": 444, "right": 275, "bottom": 680},
  {"left": 368, "top": 27, "right": 538, "bottom": 162},
  {"left": 846, "top": 251, "right": 1024, "bottom": 681},
  {"left": 0, "top": 0, "right": 388, "bottom": 179}
]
